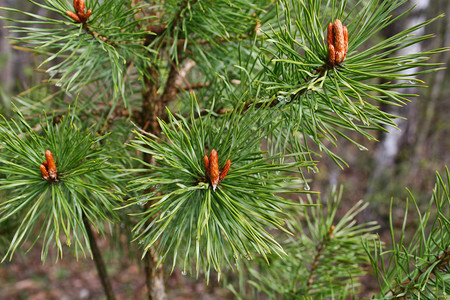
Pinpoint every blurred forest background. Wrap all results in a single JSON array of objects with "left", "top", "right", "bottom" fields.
[{"left": 0, "top": 0, "right": 448, "bottom": 299}]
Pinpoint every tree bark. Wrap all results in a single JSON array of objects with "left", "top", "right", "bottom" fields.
[
  {"left": 366, "top": 0, "right": 429, "bottom": 196},
  {"left": 143, "top": 246, "right": 167, "bottom": 300},
  {"left": 139, "top": 65, "right": 168, "bottom": 300}
]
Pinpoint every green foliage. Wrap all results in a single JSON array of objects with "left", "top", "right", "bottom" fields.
[
  {"left": 128, "top": 97, "right": 313, "bottom": 278},
  {"left": 0, "top": 0, "right": 154, "bottom": 105},
  {"left": 254, "top": 0, "right": 447, "bottom": 166},
  {"left": 0, "top": 109, "right": 122, "bottom": 261},
  {"left": 366, "top": 168, "right": 450, "bottom": 299},
  {"left": 230, "top": 186, "right": 378, "bottom": 299},
  {"left": 0, "top": 0, "right": 448, "bottom": 298},
  {"left": 151, "top": 0, "right": 270, "bottom": 63}
]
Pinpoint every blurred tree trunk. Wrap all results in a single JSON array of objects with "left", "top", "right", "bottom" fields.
[
  {"left": 0, "top": 18, "right": 13, "bottom": 109},
  {"left": 366, "top": 0, "right": 431, "bottom": 196},
  {"left": 0, "top": 0, "right": 45, "bottom": 110},
  {"left": 412, "top": 0, "right": 450, "bottom": 171}
]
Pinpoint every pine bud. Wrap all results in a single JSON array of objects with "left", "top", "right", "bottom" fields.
[
  {"left": 329, "top": 225, "right": 335, "bottom": 239},
  {"left": 86, "top": 9, "right": 92, "bottom": 19},
  {"left": 327, "top": 23, "right": 335, "bottom": 64},
  {"left": 326, "top": 19, "right": 349, "bottom": 65},
  {"left": 79, "top": 0, "right": 85, "bottom": 14},
  {"left": 333, "top": 19, "right": 345, "bottom": 64},
  {"left": 68, "top": 0, "right": 91, "bottom": 24},
  {"left": 40, "top": 164, "right": 49, "bottom": 181},
  {"left": 209, "top": 149, "right": 219, "bottom": 191},
  {"left": 219, "top": 159, "right": 231, "bottom": 183},
  {"left": 328, "top": 43, "right": 335, "bottom": 65},
  {"left": 203, "top": 155, "right": 210, "bottom": 176},
  {"left": 74, "top": 0, "right": 81, "bottom": 13},
  {"left": 45, "top": 150, "right": 57, "bottom": 180},
  {"left": 327, "top": 23, "right": 334, "bottom": 47},
  {"left": 343, "top": 26, "right": 348, "bottom": 59},
  {"left": 66, "top": 11, "right": 81, "bottom": 23}
]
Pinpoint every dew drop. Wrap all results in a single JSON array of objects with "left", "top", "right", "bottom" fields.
[
  {"left": 56, "top": 82, "right": 62, "bottom": 87},
  {"left": 181, "top": 270, "right": 187, "bottom": 276},
  {"left": 304, "top": 184, "right": 310, "bottom": 191},
  {"left": 358, "top": 147, "right": 367, "bottom": 151}
]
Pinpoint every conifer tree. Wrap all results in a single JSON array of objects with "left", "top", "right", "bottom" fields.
[{"left": 0, "top": 0, "right": 448, "bottom": 299}]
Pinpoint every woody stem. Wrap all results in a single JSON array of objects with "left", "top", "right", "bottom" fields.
[{"left": 82, "top": 213, "right": 116, "bottom": 300}]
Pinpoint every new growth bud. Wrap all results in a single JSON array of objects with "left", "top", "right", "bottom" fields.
[
  {"left": 66, "top": 0, "right": 92, "bottom": 24},
  {"left": 203, "top": 150, "right": 231, "bottom": 191},
  {"left": 209, "top": 150, "right": 220, "bottom": 191},
  {"left": 40, "top": 150, "right": 58, "bottom": 182},
  {"left": 326, "top": 19, "right": 349, "bottom": 65}
]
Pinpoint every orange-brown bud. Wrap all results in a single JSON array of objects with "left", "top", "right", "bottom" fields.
[
  {"left": 209, "top": 149, "right": 219, "bottom": 191},
  {"left": 327, "top": 23, "right": 334, "bottom": 64},
  {"left": 45, "top": 150, "right": 57, "bottom": 180},
  {"left": 86, "top": 9, "right": 92, "bottom": 19},
  {"left": 333, "top": 19, "right": 345, "bottom": 63},
  {"left": 74, "top": 0, "right": 81, "bottom": 13},
  {"left": 203, "top": 155, "right": 210, "bottom": 176},
  {"left": 328, "top": 43, "right": 335, "bottom": 65},
  {"left": 40, "top": 164, "right": 49, "bottom": 181},
  {"left": 71, "top": 0, "right": 91, "bottom": 23},
  {"left": 80, "top": 0, "right": 85, "bottom": 14},
  {"left": 219, "top": 159, "right": 231, "bottom": 183},
  {"left": 329, "top": 225, "right": 336, "bottom": 239},
  {"left": 66, "top": 10, "right": 81, "bottom": 23},
  {"left": 343, "top": 26, "right": 348, "bottom": 59},
  {"left": 327, "top": 23, "right": 334, "bottom": 48}
]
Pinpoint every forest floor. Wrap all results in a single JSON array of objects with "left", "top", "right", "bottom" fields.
[{"left": 0, "top": 237, "right": 233, "bottom": 300}]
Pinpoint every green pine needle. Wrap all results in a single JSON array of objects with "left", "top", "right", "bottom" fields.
[
  {"left": 128, "top": 97, "right": 314, "bottom": 278},
  {"left": 0, "top": 108, "right": 122, "bottom": 261}
]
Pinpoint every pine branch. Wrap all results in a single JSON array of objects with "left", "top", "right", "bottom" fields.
[
  {"left": 389, "top": 246, "right": 450, "bottom": 298},
  {"left": 367, "top": 168, "right": 450, "bottom": 299},
  {"left": 0, "top": 109, "right": 122, "bottom": 261},
  {"left": 306, "top": 226, "right": 332, "bottom": 293},
  {"left": 81, "top": 23, "right": 119, "bottom": 47},
  {"left": 235, "top": 188, "right": 378, "bottom": 299}
]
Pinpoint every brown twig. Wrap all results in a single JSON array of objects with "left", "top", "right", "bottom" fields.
[
  {"left": 178, "top": 82, "right": 211, "bottom": 91},
  {"left": 306, "top": 242, "right": 325, "bottom": 291},
  {"left": 82, "top": 24, "right": 119, "bottom": 47},
  {"left": 82, "top": 213, "right": 116, "bottom": 300},
  {"left": 306, "top": 225, "right": 335, "bottom": 294},
  {"left": 389, "top": 246, "right": 450, "bottom": 298}
]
